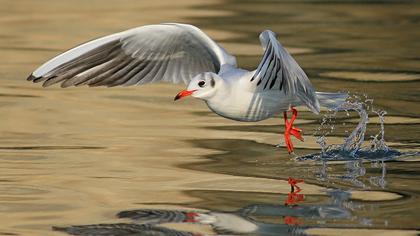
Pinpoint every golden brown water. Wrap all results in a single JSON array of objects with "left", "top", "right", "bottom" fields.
[{"left": 0, "top": 0, "right": 419, "bottom": 235}]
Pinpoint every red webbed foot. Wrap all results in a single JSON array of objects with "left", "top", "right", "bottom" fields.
[
  {"left": 283, "top": 107, "right": 304, "bottom": 154},
  {"left": 284, "top": 177, "right": 305, "bottom": 206},
  {"left": 288, "top": 177, "right": 304, "bottom": 192}
]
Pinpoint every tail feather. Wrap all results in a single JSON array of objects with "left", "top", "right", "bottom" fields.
[{"left": 316, "top": 92, "right": 348, "bottom": 110}]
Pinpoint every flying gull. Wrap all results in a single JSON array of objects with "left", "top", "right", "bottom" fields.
[{"left": 27, "top": 23, "right": 347, "bottom": 153}]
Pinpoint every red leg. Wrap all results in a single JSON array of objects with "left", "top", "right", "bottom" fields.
[
  {"left": 283, "top": 111, "right": 293, "bottom": 153},
  {"left": 284, "top": 216, "right": 302, "bottom": 225},
  {"left": 183, "top": 212, "right": 199, "bottom": 223},
  {"left": 283, "top": 107, "right": 304, "bottom": 154},
  {"left": 284, "top": 177, "right": 305, "bottom": 206},
  {"left": 288, "top": 177, "right": 304, "bottom": 192}
]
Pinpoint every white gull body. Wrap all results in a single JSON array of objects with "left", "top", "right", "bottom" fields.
[
  {"left": 199, "top": 66, "right": 310, "bottom": 122},
  {"left": 27, "top": 23, "right": 346, "bottom": 139}
]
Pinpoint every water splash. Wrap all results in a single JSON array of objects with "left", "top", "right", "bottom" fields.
[
  {"left": 300, "top": 95, "right": 413, "bottom": 161},
  {"left": 340, "top": 99, "right": 369, "bottom": 157},
  {"left": 369, "top": 109, "right": 389, "bottom": 152},
  {"left": 368, "top": 160, "right": 387, "bottom": 188},
  {"left": 298, "top": 95, "right": 418, "bottom": 188}
]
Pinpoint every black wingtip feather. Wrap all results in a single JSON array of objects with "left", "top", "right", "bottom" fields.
[
  {"left": 34, "top": 76, "right": 48, "bottom": 83},
  {"left": 27, "top": 74, "right": 50, "bottom": 84},
  {"left": 51, "top": 226, "right": 67, "bottom": 232},
  {"left": 26, "top": 74, "right": 37, "bottom": 81},
  {"left": 116, "top": 210, "right": 134, "bottom": 219}
]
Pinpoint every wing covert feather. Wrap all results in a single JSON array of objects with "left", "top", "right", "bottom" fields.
[
  {"left": 250, "top": 30, "right": 320, "bottom": 113},
  {"left": 28, "top": 23, "right": 237, "bottom": 88}
]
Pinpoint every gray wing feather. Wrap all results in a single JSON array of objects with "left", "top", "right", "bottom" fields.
[
  {"left": 250, "top": 30, "right": 320, "bottom": 113},
  {"left": 28, "top": 23, "right": 237, "bottom": 88}
]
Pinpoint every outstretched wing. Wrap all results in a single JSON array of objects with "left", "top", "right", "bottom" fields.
[
  {"left": 249, "top": 30, "right": 319, "bottom": 113},
  {"left": 27, "top": 23, "right": 237, "bottom": 88}
]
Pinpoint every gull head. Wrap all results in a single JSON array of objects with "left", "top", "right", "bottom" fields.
[{"left": 174, "top": 72, "right": 222, "bottom": 101}]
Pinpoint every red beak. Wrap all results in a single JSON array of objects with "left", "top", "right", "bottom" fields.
[{"left": 174, "top": 89, "right": 196, "bottom": 101}]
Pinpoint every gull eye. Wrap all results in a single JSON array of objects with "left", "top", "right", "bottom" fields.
[{"left": 198, "top": 81, "right": 206, "bottom": 87}]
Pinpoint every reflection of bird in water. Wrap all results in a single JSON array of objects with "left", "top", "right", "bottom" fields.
[
  {"left": 54, "top": 189, "right": 351, "bottom": 236},
  {"left": 118, "top": 209, "right": 270, "bottom": 235},
  {"left": 53, "top": 224, "right": 197, "bottom": 236},
  {"left": 27, "top": 23, "right": 347, "bottom": 153},
  {"left": 284, "top": 177, "right": 305, "bottom": 207}
]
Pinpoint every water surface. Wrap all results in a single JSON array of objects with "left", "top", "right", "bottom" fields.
[{"left": 0, "top": 0, "right": 419, "bottom": 235}]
